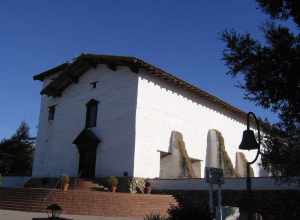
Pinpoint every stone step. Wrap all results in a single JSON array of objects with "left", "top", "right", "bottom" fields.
[
  {"left": 72, "top": 179, "right": 99, "bottom": 190},
  {"left": 0, "top": 202, "right": 47, "bottom": 212},
  {"left": 0, "top": 201, "right": 47, "bottom": 208},
  {"left": 0, "top": 187, "right": 176, "bottom": 217}
]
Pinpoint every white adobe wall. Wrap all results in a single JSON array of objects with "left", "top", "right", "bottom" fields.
[
  {"left": 134, "top": 71, "right": 263, "bottom": 178},
  {"left": 32, "top": 65, "right": 138, "bottom": 177}
]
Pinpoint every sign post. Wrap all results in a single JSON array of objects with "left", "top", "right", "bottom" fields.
[
  {"left": 205, "top": 167, "right": 224, "bottom": 220},
  {"left": 209, "top": 182, "right": 214, "bottom": 217},
  {"left": 217, "top": 184, "right": 222, "bottom": 220}
]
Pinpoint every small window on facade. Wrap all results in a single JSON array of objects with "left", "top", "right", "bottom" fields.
[
  {"left": 86, "top": 99, "right": 98, "bottom": 128},
  {"left": 48, "top": 105, "right": 56, "bottom": 121},
  {"left": 90, "top": 81, "right": 98, "bottom": 89}
]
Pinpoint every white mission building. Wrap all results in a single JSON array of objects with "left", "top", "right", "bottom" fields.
[{"left": 32, "top": 54, "right": 266, "bottom": 179}]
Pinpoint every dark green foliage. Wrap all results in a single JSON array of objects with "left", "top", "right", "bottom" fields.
[
  {"left": 257, "top": 0, "right": 300, "bottom": 27},
  {"left": 107, "top": 176, "right": 119, "bottom": 187},
  {"left": 262, "top": 123, "right": 300, "bottom": 181},
  {"left": 222, "top": 25, "right": 299, "bottom": 123},
  {"left": 143, "top": 205, "right": 212, "bottom": 220},
  {"left": 144, "top": 213, "right": 167, "bottom": 220},
  {"left": 167, "top": 204, "right": 212, "bottom": 220},
  {"left": 0, "top": 122, "right": 34, "bottom": 176},
  {"left": 222, "top": 0, "right": 300, "bottom": 181}
]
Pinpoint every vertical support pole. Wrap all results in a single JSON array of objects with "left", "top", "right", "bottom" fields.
[
  {"left": 217, "top": 184, "right": 222, "bottom": 220},
  {"left": 247, "top": 163, "right": 251, "bottom": 192},
  {"left": 247, "top": 162, "right": 252, "bottom": 220},
  {"left": 209, "top": 183, "right": 214, "bottom": 219}
]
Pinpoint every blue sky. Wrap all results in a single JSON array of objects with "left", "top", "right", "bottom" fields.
[{"left": 0, "top": 0, "right": 279, "bottom": 139}]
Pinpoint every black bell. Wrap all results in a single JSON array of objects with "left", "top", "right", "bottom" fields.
[{"left": 239, "top": 129, "right": 259, "bottom": 150}]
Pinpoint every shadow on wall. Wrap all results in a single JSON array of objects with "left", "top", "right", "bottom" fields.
[
  {"left": 206, "top": 129, "right": 254, "bottom": 178},
  {"left": 159, "top": 131, "right": 201, "bottom": 179},
  {"left": 159, "top": 129, "right": 257, "bottom": 179},
  {"left": 206, "top": 129, "right": 236, "bottom": 177},
  {"left": 236, "top": 152, "right": 254, "bottom": 177}
]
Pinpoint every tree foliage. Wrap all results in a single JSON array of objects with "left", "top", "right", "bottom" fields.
[
  {"left": 167, "top": 204, "right": 212, "bottom": 220},
  {"left": 257, "top": 0, "right": 300, "bottom": 27},
  {"left": 0, "top": 122, "right": 34, "bottom": 176},
  {"left": 222, "top": 0, "right": 300, "bottom": 180}
]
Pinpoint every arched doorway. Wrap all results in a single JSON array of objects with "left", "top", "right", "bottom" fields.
[
  {"left": 73, "top": 129, "right": 100, "bottom": 178},
  {"left": 78, "top": 146, "right": 97, "bottom": 178}
]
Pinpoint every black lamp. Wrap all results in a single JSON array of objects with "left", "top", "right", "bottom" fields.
[
  {"left": 239, "top": 112, "right": 261, "bottom": 220},
  {"left": 239, "top": 112, "right": 261, "bottom": 152},
  {"left": 46, "top": 204, "right": 62, "bottom": 219},
  {"left": 239, "top": 130, "right": 259, "bottom": 150}
]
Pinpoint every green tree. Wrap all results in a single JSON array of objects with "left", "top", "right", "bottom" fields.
[
  {"left": 0, "top": 122, "right": 34, "bottom": 176},
  {"left": 221, "top": 0, "right": 300, "bottom": 181}
]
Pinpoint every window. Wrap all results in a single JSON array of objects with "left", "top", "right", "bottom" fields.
[
  {"left": 90, "top": 81, "right": 98, "bottom": 89},
  {"left": 86, "top": 99, "right": 98, "bottom": 128},
  {"left": 48, "top": 105, "right": 56, "bottom": 121}
]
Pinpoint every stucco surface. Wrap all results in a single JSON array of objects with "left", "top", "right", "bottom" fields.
[
  {"left": 159, "top": 131, "right": 200, "bottom": 178},
  {"left": 134, "top": 71, "right": 263, "bottom": 178},
  {"left": 33, "top": 65, "right": 138, "bottom": 177},
  {"left": 33, "top": 66, "right": 265, "bottom": 179}
]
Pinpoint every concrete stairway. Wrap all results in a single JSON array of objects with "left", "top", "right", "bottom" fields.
[
  {"left": 72, "top": 179, "right": 100, "bottom": 190},
  {"left": 0, "top": 187, "right": 176, "bottom": 217},
  {"left": 0, "top": 188, "right": 50, "bottom": 212}
]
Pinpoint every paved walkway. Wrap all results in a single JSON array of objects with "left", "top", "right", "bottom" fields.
[{"left": 0, "top": 209, "right": 142, "bottom": 220}]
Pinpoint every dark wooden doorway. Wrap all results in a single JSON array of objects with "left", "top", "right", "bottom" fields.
[
  {"left": 78, "top": 147, "right": 96, "bottom": 178},
  {"left": 73, "top": 129, "right": 100, "bottom": 179}
]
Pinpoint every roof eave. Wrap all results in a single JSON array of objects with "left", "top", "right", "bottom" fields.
[
  {"left": 33, "top": 54, "right": 271, "bottom": 130},
  {"left": 33, "top": 63, "right": 69, "bottom": 81}
]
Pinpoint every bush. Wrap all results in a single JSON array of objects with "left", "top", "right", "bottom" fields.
[
  {"left": 167, "top": 205, "right": 212, "bottom": 220},
  {"left": 61, "top": 175, "right": 70, "bottom": 185},
  {"left": 129, "top": 177, "right": 145, "bottom": 193},
  {"left": 41, "top": 177, "right": 50, "bottom": 186},
  {"left": 107, "top": 176, "right": 118, "bottom": 187},
  {"left": 143, "top": 204, "right": 212, "bottom": 220},
  {"left": 144, "top": 213, "right": 167, "bottom": 220}
]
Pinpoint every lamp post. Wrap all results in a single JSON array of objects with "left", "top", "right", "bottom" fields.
[
  {"left": 239, "top": 112, "right": 261, "bottom": 220},
  {"left": 46, "top": 204, "right": 62, "bottom": 219}
]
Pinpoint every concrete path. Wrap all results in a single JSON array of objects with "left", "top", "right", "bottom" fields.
[{"left": 0, "top": 209, "right": 142, "bottom": 220}]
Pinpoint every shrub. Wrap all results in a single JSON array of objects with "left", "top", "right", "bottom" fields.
[
  {"left": 145, "top": 181, "right": 151, "bottom": 187},
  {"left": 144, "top": 213, "right": 167, "bottom": 220},
  {"left": 168, "top": 205, "right": 212, "bottom": 220},
  {"left": 41, "top": 177, "right": 50, "bottom": 186},
  {"left": 61, "top": 175, "right": 70, "bottom": 185},
  {"left": 129, "top": 177, "right": 145, "bottom": 193},
  {"left": 107, "top": 176, "right": 118, "bottom": 187}
]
